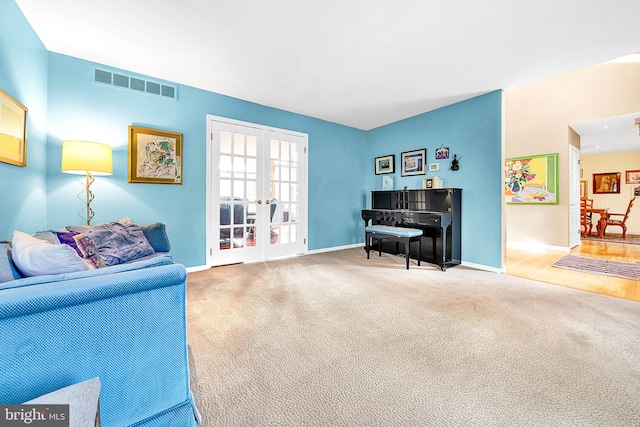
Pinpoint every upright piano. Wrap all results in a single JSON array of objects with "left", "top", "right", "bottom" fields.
[{"left": 361, "top": 188, "right": 462, "bottom": 270}]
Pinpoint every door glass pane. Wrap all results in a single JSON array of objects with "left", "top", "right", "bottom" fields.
[
  {"left": 280, "top": 225, "right": 290, "bottom": 244},
  {"left": 290, "top": 183, "right": 298, "bottom": 202},
  {"left": 220, "top": 155, "right": 232, "bottom": 178},
  {"left": 281, "top": 164, "right": 290, "bottom": 181},
  {"left": 233, "top": 183, "right": 245, "bottom": 199},
  {"left": 234, "top": 133, "right": 245, "bottom": 155},
  {"left": 281, "top": 140, "right": 290, "bottom": 161},
  {"left": 270, "top": 139, "right": 279, "bottom": 159},
  {"left": 247, "top": 180, "right": 257, "bottom": 202},
  {"left": 289, "top": 204, "right": 298, "bottom": 222},
  {"left": 281, "top": 183, "right": 290, "bottom": 202},
  {"left": 247, "top": 135, "right": 257, "bottom": 157},
  {"left": 247, "top": 158, "right": 257, "bottom": 179},
  {"left": 220, "top": 180, "right": 231, "bottom": 198},
  {"left": 290, "top": 163, "right": 297, "bottom": 181},
  {"left": 233, "top": 157, "right": 244, "bottom": 178},
  {"left": 220, "top": 131, "right": 232, "bottom": 154},
  {"left": 291, "top": 142, "right": 298, "bottom": 162}
]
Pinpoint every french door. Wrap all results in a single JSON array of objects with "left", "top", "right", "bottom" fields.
[{"left": 206, "top": 116, "right": 308, "bottom": 266}]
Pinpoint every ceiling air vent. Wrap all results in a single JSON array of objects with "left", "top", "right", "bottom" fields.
[{"left": 93, "top": 68, "right": 177, "bottom": 100}]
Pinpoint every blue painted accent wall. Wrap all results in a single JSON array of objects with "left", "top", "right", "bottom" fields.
[
  {"left": 366, "top": 92, "right": 503, "bottom": 269},
  {"left": 2, "top": 0, "right": 502, "bottom": 270},
  {"left": 46, "top": 54, "right": 368, "bottom": 266},
  {"left": 0, "top": 1, "right": 48, "bottom": 238}
]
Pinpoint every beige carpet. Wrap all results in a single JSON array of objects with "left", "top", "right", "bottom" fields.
[{"left": 186, "top": 248, "right": 640, "bottom": 426}]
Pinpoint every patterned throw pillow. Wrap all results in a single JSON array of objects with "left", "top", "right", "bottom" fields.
[
  {"left": 73, "top": 233, "right": 106, "bottom": 269},
  {"left": 67, "top": 218, "right": 155, "bottom": 266}
]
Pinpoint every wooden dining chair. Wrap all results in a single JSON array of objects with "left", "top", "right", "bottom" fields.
[
  {"left": 580, "top": 197, "right": 592, "bottom": 237},
  {"left": 604, "top": 196, "right": 636, "bottom": 239}
]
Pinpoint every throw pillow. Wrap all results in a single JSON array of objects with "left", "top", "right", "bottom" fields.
[
  {"left": 0, "top": 241, "right": 22, "bottom": 283},
  {"left": 67, "top": 218, "right": 155, "bottom": 266},
  {"left": 139, "top": 222, "right": 171, "bottom": 252},
  {"left": 73, "top": 233, "right": 106, "bottom": 269},
  {"left": 11, "top": 230, "right": 90, "bottom": 277},
  {"left": 55, "top": 230, "right": 82, "bottom": 256}
]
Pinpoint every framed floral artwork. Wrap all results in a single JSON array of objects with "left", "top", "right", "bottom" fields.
[
  {"left": 505, "top": 153, "right": 558, "bottom": 204},
  {"left": 128, "top": 126, "right": 183, "bottom": 184}
]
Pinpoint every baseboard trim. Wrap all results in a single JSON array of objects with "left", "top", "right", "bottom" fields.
[
  {"left": 461, "top": 261, "right": 504, "bottom": 274},
  {"left": 306, "top": 243, "right": 363, "bottom": 255},
  {"left": 507, "top": 240, "right": 571, "bottom": 253},
  {"left": 187, "top": 243, "right": 503, "bottom": 274},
  {"left": 186, "top": 265, "right": 210, "bottom": 273}
]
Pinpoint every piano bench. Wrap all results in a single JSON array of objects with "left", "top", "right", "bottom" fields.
[{"left": 365, "top": 225, "right": 423, "bottom": 270}]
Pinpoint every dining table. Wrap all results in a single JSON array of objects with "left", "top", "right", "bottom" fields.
[{"left": 586, "top": 207, "right": 609, "bottom": 238}]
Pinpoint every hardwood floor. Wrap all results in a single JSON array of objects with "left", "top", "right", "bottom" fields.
[{"left": 505, "top": 237, "right": 640, "bottom": 302}]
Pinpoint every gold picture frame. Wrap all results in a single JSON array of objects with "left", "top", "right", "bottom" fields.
[
  {"left": 128, "top": 126, "right": 182, "bottom": 184},
  {"left": 0, "top": 88, "right": 27, "bottom": 167}
]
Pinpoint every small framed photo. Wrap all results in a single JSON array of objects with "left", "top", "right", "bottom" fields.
[
  {"left": 580, "top": 180, "right": 587, "bottom": 198},
  {"left": 128, "top": 126, "right": 183, "bottom": 184},
  {"left": 625, "top": 170, "right": 640, "bottom": 184},
  {"left": 374, "top": 154, "right": 395, "bottom": 175},
  {"left": 435, "top": 146, "right": 449, "bottom": 160},
  {"left": 592, "top": 172, "right": 620, "bottom": 194},
  {"left": 428, "top": 162, "right": 440, "bottom": 172},
  {"left": 401, "top": 148, "right": 426, "bottom": 176},
  {"left": 0, "top": 88, "right": 27, "bottom": 167},
  {"left": 423, "top": 178, "right": 434, "bottom": 189}
]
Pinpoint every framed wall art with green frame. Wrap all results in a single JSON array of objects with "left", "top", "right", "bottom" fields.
[{"left": 504, "top": 153, "right": 558, "bottom": 204}]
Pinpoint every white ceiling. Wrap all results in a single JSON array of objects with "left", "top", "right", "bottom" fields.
[
  {"left": 571, "top": 110, "right": 640, "bottom": 155},
  {"left": 14, "top": 0, "right": 640, "bottom": 131}
]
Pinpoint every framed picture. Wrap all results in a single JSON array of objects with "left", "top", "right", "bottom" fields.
[
  {"left": 374, "top": 154, "right": 395, "bottom": 174},
  {"left": 625, "top": 170, "right": 640, "bottom": 184},
  {"left": 401, "top": 148, "right": 426, "bottom": 176},
  {"left": 592, "top": 172, "right": 620, "bottom": 194},
  {"left": 435, "top": 146, "right": 449, "bottom": 160},
  {"left": 505, "top": 153, "right": 558, "bottom": 204},
  {"left": 580, "top": 180, "right": 587, "bottom": 198},
  {"left": 128, "top": 126, "right": 183, "bottom": 184},
  {"left": 428, "top": 162, "right": 440, "bottom": 172},
  {"left": 0, "top": 88, "right": 27, "bottom": 167},
  {"left": 423, "top": 178, "right": 433, "bottom": 189}
]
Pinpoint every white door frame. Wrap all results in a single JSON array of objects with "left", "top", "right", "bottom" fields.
[
  {"left": 569, "top": 145, "right": 581, "bottom": 248},
  {"left": 205, "top": 114, "right": 308, "bottom": 266}
]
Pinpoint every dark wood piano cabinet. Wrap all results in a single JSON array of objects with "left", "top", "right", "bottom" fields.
[{"left": 362, "top": 188, "right": 462, "bottom": 270}]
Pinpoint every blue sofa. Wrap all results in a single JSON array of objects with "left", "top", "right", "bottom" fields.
[{"left": 0, "top": 222, "right": 201, "bottom": 426}]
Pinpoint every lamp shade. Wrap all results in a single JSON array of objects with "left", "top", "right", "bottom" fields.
[{"left": 61, "top": 140, "right": 113, "bottom": 175}]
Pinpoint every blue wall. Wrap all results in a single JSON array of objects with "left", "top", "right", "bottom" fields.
[
  {"left": 45, "top": 54, "right": 368, "bottom": 266},
  {"left": 366, "top": 92, "right": 503, "bottom": 269},
  {"left": 2, "top": 0, "right": 503, "bottom": 269},
  {"left": 0, "top": 1, "right": 48, "bottom": 237}
]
